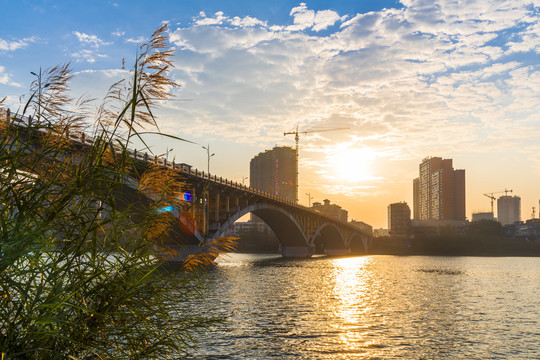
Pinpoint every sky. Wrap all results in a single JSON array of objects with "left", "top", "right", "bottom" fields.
[{"left": 1, "top": 0, "right": 540, "bottom": 228}]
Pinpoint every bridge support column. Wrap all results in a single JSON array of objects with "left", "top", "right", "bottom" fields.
[
  {"left": 215, "top": 192, "right": 220, "bottom": 222},
  {"left": 325, "top": 248, "right": 351, "bottom": 256},
  {"left": 203, "top": 191, "right": 208, "bottom": 235},
  {"left": 281, "top": 246, "right": 313, "bottom": 258}
]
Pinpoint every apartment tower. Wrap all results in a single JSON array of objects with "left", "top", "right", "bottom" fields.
[
  {"left": 388, "top": 202, "right": 411, "bottom": 239},
  {"left": 413, "top": 157, "right": 466, "bottom": 221},
  {"left": 250, "top": 146, "right": 297, "bottom": 202}
]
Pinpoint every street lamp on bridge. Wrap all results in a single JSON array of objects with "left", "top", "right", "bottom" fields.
[
  {"left": 202, "top": 144, "right": 215, "bottom": 173},
  {"left": 306, "top": 192, "right": 313, "bottom": 207},
  {"left": 158, "top": 148, "right": 173, "bottom": 161},
  {"left": 30, "top": 68, "right": 50, "bottom": 122}
]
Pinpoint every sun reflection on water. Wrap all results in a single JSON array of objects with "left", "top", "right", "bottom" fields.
[
  {"left": 329, "top": 256, "right": 385, "bottom": 355},
  {"left": 189, "top": 255, "right": 540, "bottom": 359}
]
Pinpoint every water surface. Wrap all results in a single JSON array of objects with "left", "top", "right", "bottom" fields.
[{"left": 187, "top": 255, "right": 540, "bottom": 359}]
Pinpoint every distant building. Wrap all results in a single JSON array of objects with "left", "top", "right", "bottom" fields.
[
  {"left": 388, "top": 202, "right": 411, "bottom": 239},
  {"left": 312, "top": 199, "right": 348, "bottom": 222},
  {"left": 250, "top": 146, "right": 297, "bottom": 202},
  {"left": 373, "top": 228, "right": 389, "bottom": 237},
  {"left": 413, "top": 156, "right": 466, "bottom": 221},
  {"left": 233, "top": 221, "right": 269, "bottom": 233},
  {"left": 349, "top": 220, "right": 373, "bottom": 236},
  {"left": 472, "top": 212, "right": 495, "bottom": 222},
  {"left": 410, "top": 219, "right": 469, "bottom": 239},
  {"left": 497, "top": 196, "right": 521, "bottom": 225},
  {"left": 229, "top": 221, "right": 280, "bottom": 253},
  {"left": 505, "top": 218, "right": 540, "bottom": 241}
]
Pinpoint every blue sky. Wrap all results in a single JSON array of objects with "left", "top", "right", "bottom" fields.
[{"left": 1, "top": 0, "right": 540, "bottom": 227}]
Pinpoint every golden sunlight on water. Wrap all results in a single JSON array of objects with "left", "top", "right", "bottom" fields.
[
  {"left": 330, "top": 257, "right": 376, "bottom": 352},
  {"left": 189, "top": 254, "right": 540, "bottom": 359}
]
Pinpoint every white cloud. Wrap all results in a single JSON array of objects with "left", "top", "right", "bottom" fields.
[
  {"left": 44, "top": 0, "right": 538, "bottom": 213},
  {"left": 288, "top": 3, "right": 315, "bottom": 31},
  {"left": 0, "top": 66, "right": 22, "bottom": 87},
  {"left": 313, "top": 10, "right": 341, "bottom": 31},
  {"left": 192, "top": 11, "right": 267, "bottom": 29},
  {"left": 194, "top": 11, "right": 228, "bottom": 26},
  {"left": 0, "top": 37, "right": 37, "bottom": 51},
  {"left": 125, "top": 36, "right": 146, "bottom": 44},
  {"left": 73, "top": 31, "right": 111, "bottom": 48},
  {"left": 170, "top": 26, "right": 274, "bottom": 54},
  {"left": 71, "top": 49, "right": 108, "bottom": 63},
  {"left": 230, "top": 15, "right": 266, "bottom": 27},
  {"left": 286, "top": 3, "right": 343, "bottom": 32},
  {"left": 161, "top": 1, "right": 540, "bottom": 202}
]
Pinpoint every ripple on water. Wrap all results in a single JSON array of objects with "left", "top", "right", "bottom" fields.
[{"left": 186, "top": 255, "right": 540, "bottom": 359}]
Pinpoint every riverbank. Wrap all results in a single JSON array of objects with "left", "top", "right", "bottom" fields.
[{"left": 371, "top": 235, "right": 540, "bottom": 257}]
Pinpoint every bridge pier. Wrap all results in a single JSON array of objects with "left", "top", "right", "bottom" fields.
[
  {"left": 280, "top": 246, "right": 314, "bottom": 258},
  {"left": 324, "top": 248, "right": 351, "bottom": 256}
]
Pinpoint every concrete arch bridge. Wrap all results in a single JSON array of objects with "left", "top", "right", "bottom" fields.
[
  {"left": 3, "top": 110, "right": 372, "bottom": 259},
  {"left": 149, "top": 158, "right": 372, "bottom": 258}
]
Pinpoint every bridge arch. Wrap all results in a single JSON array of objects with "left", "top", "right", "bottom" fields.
[
  {"left": 348, "top": 233, "right": 369, "bottom": 254},
  {"left": 214, "top": 203, "right": 312, "bottom": 257},
  {"left": 311, "top": 223, "right": 348, "bottom": 256}
]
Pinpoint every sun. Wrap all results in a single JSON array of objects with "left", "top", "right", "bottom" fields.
[{"left": 331, "top": 147, "right": 377, "bottom": 183}]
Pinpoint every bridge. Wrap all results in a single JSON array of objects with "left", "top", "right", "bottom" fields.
[{"left": 2, "top": 109, "right": 372, "bottom": 259}]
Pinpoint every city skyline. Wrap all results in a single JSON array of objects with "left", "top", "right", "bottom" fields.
[{"left": 1, "top": 1, "right": 539, "bottom": 228}]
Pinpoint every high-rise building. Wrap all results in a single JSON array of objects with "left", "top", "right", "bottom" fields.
[
  {"left": 413, "top": 157, "right": 466, "bottom": 221},
  {"left": 497, "top": 195, "right": 521, "bottom": 225},
  {"left": 250, "top": 146, "right": 297, "bottom": 202},
  {"left": 388, "top": 202, "right": 411, "bottom": 239}
]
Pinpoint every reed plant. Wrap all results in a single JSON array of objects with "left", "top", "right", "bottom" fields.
[{"left": 0, "top": 24, "right": 232, "bottom": 359}]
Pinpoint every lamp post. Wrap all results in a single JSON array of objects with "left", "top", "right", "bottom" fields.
[
  {"left": 242, "top": 176, "right": 248, "bottom": 185},
  {"left": 30, "top": 68, "right": 50, "bottom": 122},
  {"left": 202, "top": 144, "right": 215, "bottom": 173},
  {"left": 157, "top": 148, "right": 173, "bottom": 160},
  {"left": 165, "top": 148, "right": 173, "bottom": 161},
  {"left": 306, "top": 192, "right": 313, "bottom": 207}
]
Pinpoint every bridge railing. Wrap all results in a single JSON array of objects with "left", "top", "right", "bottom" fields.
[
  {"left": 3, "top": 109, "right": 300, "bottom": 204},
  {"left": 3, "top": 109, "right": 367, "bottom": 233}
]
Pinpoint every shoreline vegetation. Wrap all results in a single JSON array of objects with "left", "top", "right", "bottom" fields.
[
  {"left": 0, "top": 24, "right": 234, "bottom": 359},
  {"left": 372, "top": 220, "right": 540, "bottom": 257}
]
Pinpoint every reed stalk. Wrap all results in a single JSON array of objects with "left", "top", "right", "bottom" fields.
[{"left": 0, "top": 24, "right": 232, "bottom": 359}]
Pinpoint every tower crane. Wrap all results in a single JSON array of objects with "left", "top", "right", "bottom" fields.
[
  {"left": 284, "top": 125, "right": 348, "bottom": 202},
  {"left": 483, "top": 188, "right": 512, "bottom": 214}
]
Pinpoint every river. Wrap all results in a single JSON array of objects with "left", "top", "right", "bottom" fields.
[{"left": 186, "top": 254, "right": 540, "bottom": 359}]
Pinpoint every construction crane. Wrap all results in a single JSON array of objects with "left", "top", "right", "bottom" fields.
[
  {"left": 284, "top": 125, "right": 348, "bottom": 202},
  {"left": 483, "top": 188, "right": 512, "bottom": 214}
]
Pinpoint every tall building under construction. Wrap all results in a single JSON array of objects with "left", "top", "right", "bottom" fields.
[
  {"left": 413, "top": 157, "right": 466, "bottom": 221},
  {"left": 497, "top": 195, "right": 521, "bottom": 225},
  {"left": 250, "top": 146, "right": 297, "bottom": 202}
]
